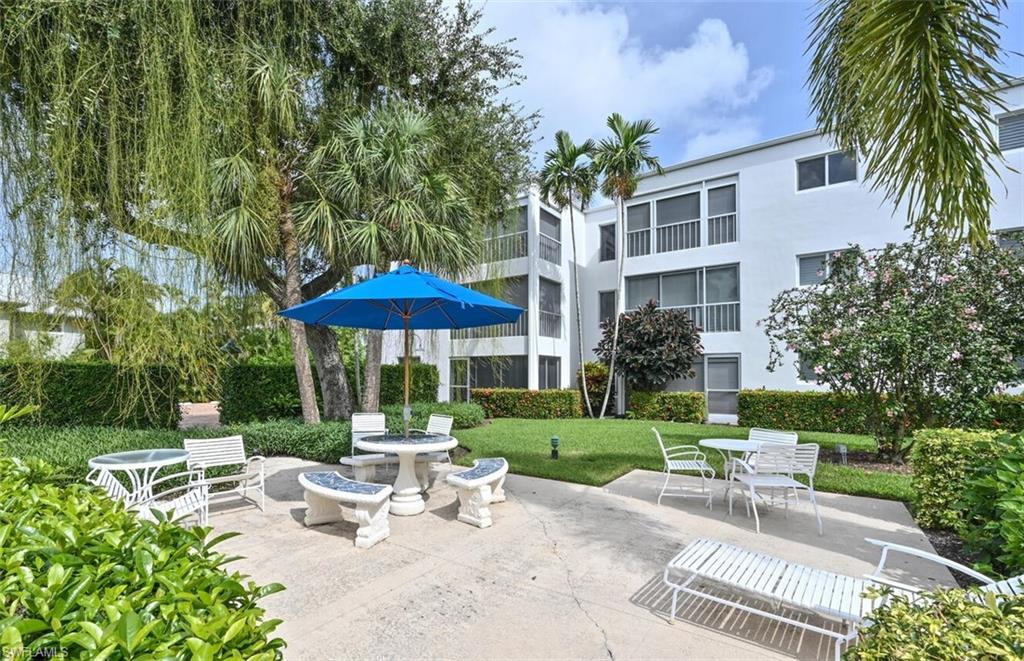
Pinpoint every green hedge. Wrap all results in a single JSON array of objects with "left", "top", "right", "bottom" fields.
[
  {"left": 0, "top": 361, "right": 180, "bottom": 429},
  {"left": 0, "top": 456, "right": 286, "bottom": 658},
  {"left": 909, "top": 428, "right": 998, "bottom": 530},
  {"left": 849, "top": 587, "right": 1024, "bottom": 659},
  {"left": 470, "top": 388, "right": 582, "bottom": 419},
  {"left": 738, "top": 389, "right": 1024, "bottom": 435},
  {"left": 380, "top": 363, "right": 439, "bottom": 406},
  {"left": 627, "top": 391, "right": 706, "bottom": 423},
  {"left": 220, "top": 362, "right": 440, "bottom": 424},
  {"left": 382, "top": 402, "right": 485, "bottom": 431},
  {"left": 1, "top": 420, "right": 354, "bottom": 483}
]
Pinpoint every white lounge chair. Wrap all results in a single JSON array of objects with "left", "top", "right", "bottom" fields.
[
  {"left": 411, "top": 413, "right": 455, "bottom": 465},
  {"left": 663, "top": 537, "right": 1024, "bottom": 660},
  {"left": 728, "top": 427, "right": 799, "bottom": 478},
  {"left": 87, "top": 467, "right": 209, "bottom": 525},
  {"left": 728, "top": 442, "right": 822, "bottom": 535},
  {"left": 184, "top": 435, "right": 265, "bottom": 512},
  {"left": 652, "top": 427, "right": 715, "bottom": 507}
]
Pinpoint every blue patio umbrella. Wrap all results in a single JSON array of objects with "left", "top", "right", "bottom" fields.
[{"left": 279, "top": 263, "right": 524, "bottom": 433}]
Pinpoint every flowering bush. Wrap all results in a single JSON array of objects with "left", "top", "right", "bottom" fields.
[
  {"left": 762, "top": 239, "right": 1024, "bottom": 454},
  {"left": 595, "top": 300, "right": 703, "bottom": 390}
]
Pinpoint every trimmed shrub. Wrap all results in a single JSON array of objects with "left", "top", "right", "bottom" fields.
[
  {"left": 0, "top": 361, "right": 180, "bottom": 429},
  {"left": 957, "top": 432, "right": 1024, "bottom": 576},
  {"left": 380, "top": 362, "right": 439, "bottom": 405},
  {"left": 577, "top": 361, "right": 613, "bottom": 417},
  {"left": 471, "top": 388, "right": 581, "bottom": 419},
  {"left": 848, "top": 588, "right": 1024, "bottom": 660},
  {"left": 738, "top": 389, "right": 1024, "bottom": 436},
  {"left": 0, "top": 456, "right": 286, "bottom": 659},
  {"left": 382, "top": 402, "right": 485, "bottom": 432},
  {"left": 909, "top": 428, "right": 998, "bottom": 530},
  {"left": 628, "top": 391, "right": 705, "bottom": 424}
]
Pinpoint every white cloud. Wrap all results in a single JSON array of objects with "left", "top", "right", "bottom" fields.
[
  {"left": 681, "top": 120, "right": 763, "bottom": 161},
  {"left": 478, "top": 2, "right": 773, "bottom": 165}
]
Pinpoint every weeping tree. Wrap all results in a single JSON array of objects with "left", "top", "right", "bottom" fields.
[
  {"left": 808, "top": 0, "right": 1014, "bottom": 245},
  {"left": 0, "top": 0, "right": 532, "bottom": 422}
]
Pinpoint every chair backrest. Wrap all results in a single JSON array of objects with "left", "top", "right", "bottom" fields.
[
  {"left": 753, "top": 443, "right": 819, "bottom": 478},
  {"left": 351, "top": 413, "right": 387, "bottom": 455},
  {"left": 184, "top": 435, "right": 246, "bottom": 470},
  {"left": 651, "top": 428, "right": 670, "bottom": 462},
  {"left": 425, "top": 414, "right": 454, "bottom": 436},
  {"left": 86, "top": 468, "right": 133, "bottom": 502},
  {"left": 982, "top": 575, "right": 1023, "bottom": 598},
  {"left": 748, "top": 427, "right": 798, "bottom": 445}
]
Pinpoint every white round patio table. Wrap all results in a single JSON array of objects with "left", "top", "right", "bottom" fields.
[
  {"left": 356, "top": 433, "right": 457, "bottom": 516},
  {"left": 698, "top": 438, "right": 762, "bottom": 483},
  {"left": 87, "top": 448, "right": 190, "bottom": 501}
]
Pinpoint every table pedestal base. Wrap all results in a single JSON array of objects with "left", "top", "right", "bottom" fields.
[{"left": 390, "top": 453, "right": 426, "bottom": 516}]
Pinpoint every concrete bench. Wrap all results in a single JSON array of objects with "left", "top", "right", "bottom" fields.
[
  {"left": 446, "top": 458, "right": 508, "bottom": 528},
  {"left": 339, "top": 452, "right": 444, "bottom": 488},
  {"left": 298, "top": 471, "right": 392, "bottom": 549}
]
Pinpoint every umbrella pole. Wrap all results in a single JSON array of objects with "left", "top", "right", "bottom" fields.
[{"left": 404, "top": 315, "right": 411, "bottom": 437}]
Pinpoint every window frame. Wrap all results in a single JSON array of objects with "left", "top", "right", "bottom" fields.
[
  {"left": 598, "top": 290, "right": 616, "bottom": 324},
  {"left": 998, "top": 110, "right": 1024, "bottom": 151},
  {"left": 599, "top": 223, "right": 616, "bottom": 262},
  {"left": 797, "top": 249, "right": 846, "bottom": 286},
  {"left": 796, "top": 150, "right": 857, "bottom": 191},
  {"left": 538, "top": 355, "right": 560, "bottom": 390}
]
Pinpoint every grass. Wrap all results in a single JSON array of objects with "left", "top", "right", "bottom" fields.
[{"left": 455, "top": 418, "right": 914, "bottom": 502}]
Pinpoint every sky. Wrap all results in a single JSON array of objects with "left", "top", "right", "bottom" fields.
[{"left": 475, "top": 0, "right": 1024, "bottom": 169}]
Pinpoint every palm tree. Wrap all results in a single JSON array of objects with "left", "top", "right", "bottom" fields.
[
  {"left": 301, "top": 102, "right": 479, "bottom": 412},
  {"left": 594, "top": 114, "right": 663, "bottom": 418},
  {"left": 808, "top": 0, "right": 1013, "bottom": 246},
  {"left": 540, "top": 131, "right": 599, "bottom": 417}
]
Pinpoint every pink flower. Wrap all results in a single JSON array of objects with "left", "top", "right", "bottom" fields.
[
  {"left": 950, "top": 350, "right": 962, "bottom": 361},
  {"left": 938, "top": 274, "right": 955, "bottom": 284},
  {"left": 866, "top": 270, "right": 876, "bottom": 279},
  {"left": 822, "top": 339, "right": 831, "bottom": 346},
  {"left": 999, "top": 269, "right": 1010, "bottom": 277},
  {"left": 968, "top": 321, "right": 983, "bottom": 332},
  {"left": 842, "top": 372, "right": 852, "bottom": 381},
  {"left": 963, "top": 305, "right": 976, "bottom": 316},
  {"left": 833, "top": 348, "right": 841, "bottom": 356},
  {"left": 813, "top": 365, "right": 825, "bottom": 375},
  {"left": 786, "top": 343, "right": 797, "bottom": 352},
  {"left": 881, "top": 301, "right": 891, "bottom": 311}
]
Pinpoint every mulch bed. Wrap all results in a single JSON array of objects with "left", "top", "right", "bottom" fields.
[
  {"left": 819, "top": 450, "right": 913, "bottom": 475},
  {"left": 921, "top": 528, "right": 984, "bottom": 588}
]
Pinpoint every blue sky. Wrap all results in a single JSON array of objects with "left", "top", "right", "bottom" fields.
[{"left": 478, "top": 0, "right": 1024, "bottom": 168}]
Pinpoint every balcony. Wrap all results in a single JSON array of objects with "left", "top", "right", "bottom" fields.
[
  {"left": 539, "top": 233, "right": 561, "bottom": 264},
  {"left": 482, "top": 230, "right": 528, "bottom": 263},
  {"left": 656, "top": 219, "right": 700, "bottom": 253},
  {"left": 451, "top": 315, "right": 528, "bottom": 340},
  {"left": 669, "top": 302, "right": 739, "bottom": 333},
  {"left": 626, "top": 229, "right": 650, "bottom": 257},
  {"left": 708, "top": 213, "right": 737, "bottom": 245},
  {"left": 539, "top": 310, "right": 561, "bottom": 338}
]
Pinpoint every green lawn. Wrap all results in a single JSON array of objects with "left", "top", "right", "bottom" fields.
[{"left": 455, "top": 418, "right": 913, "bottom": 502}]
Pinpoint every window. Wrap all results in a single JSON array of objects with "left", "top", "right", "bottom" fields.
[
  {"left": 797, "top": 151, "right": 857, "bottom": 190},
  {"left": 449, "top": 358, "right": 469, "bottom": 402},
  {"left": 599, "top": 224, "right": 615, "bottom": 262},
  {"left": 539, "top": 277, "right": 561, "bottom": 338},
  {"left": 539, "top": 209, "right": 560, "bottom": 239},
  {"left": 539, "top": 356, "right": 560, "bottom": 390},
  {"left": 999, "top": 112, "right": 1024, "bottom": 151},
  {"left": 626, "top": 203, "right": 651, "bottom": 257},
  {"left": 626, "top": 274, "right": 660, "bottom": 309},
  {"left": 707, "top": 185, "right": 736, "bottom": 216},
  {"left": 599, "top": 290, "right": 616, "bottom": 324},
  {"left": 625, "top": 264, "right": 740, "bottom": 332},
  {"left": 453, "top": 277, "right": 527, "bottom": 338},
  {"left": 453, "top": 356, "right": 528, "bottom": 398},
  {"left": 997, "top": 228, "right": 1024, "bottom": 255},
  {"left": 663, "top": 354, "right": 739, "bottom": 415},
  {"left": 798, "top": 355, "right": 820, "bottom": 383},
  {"left": 626, "top": 203, "right": 650, "bottom": 231},
  {"left": 798, "top": 250, "right": 845, "bottom": 286},
  {"left": 656, "top": 193, "right": 699, "bottom": 226}
]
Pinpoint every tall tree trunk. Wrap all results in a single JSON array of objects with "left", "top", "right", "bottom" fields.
[
  {"left": 279, "top": 176, "right": 320, "bottom": 424},
  {"left": 569, "top": 203, "right": 593, "bottom": 418},
  {"left": 599, "top": 196, "right": 626, "bottom": 419},
  {"left": 361, "top": 329, "right": 383, "bottom": 412},
  {"left": 305, "top": 323, "right": 353, "bottom": 420}
]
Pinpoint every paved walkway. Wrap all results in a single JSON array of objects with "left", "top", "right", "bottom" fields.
[{"left": 213, "top": 457, "right": 952, "bottom": 660}]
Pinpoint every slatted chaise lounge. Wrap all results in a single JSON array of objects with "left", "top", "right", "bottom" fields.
[{"left": 663, "top": 537, "right": 1024, "bottom": 660}]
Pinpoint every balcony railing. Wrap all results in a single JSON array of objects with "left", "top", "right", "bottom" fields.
[
  {"left": 539, "top": 311, "right": 561, "bottom": 338},
  {"left": 656, "top": 219, "right": 700, "bottom": 253},
  {"left": 626, "top": 229, "right": 651, "bottom": 257},
  {"left": 539, "top": 233, "right": 561, "bottom": 264},
  {"left": 481, "top": 230, "right": 528, "bottom": 263},
  {"left": 451, "top": 315, "right": 528, "bottom": 340},
  {"left": 663, "top": 302, "right": 739, "bottom": 333},
  {"left": 708, "top": 213, "right": 737, "bottom": 245}
]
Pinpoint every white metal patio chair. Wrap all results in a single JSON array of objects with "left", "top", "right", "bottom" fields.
[
  {"left": 351, "top": 412, "right": 387, "bottom": 456},
  {"left": 410, "top": 413, "right": 455, "bottom": 465},
  {"left": 88, "top": 467, "right": 209, "bottom": 525},
  {"left": 652, "top": 427, "right": 715, "bottom": 508},
  {"left": 729, "top": 442, "right": 822, "bottom": 535},
  {"left": 663, "top": 536, "right": 1024, "bottom": 660},
  {"left": 184, "top": 435, "right": 265, "bottom": 512}
]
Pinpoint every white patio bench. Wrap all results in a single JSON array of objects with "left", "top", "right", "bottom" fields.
[
  {"left": 446, "top": 457, "right": 508, "bottom": 528},
  {"left": 184, "top": 435, "right": 265, "bottom": 511},
  {"left": 298, "top": 471, "right": 393, "bottom": 549},
  {"left": 663, "top": 537, "right": 1024, "bottom": 660}
]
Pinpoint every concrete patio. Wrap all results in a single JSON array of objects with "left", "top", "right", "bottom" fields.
[{"left": 215, "top": 457, "right": 953, "bottom": 660}]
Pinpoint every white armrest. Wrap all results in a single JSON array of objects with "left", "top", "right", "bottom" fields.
[
  {"left": 135, "top": 481, "right": 208, "bottom": 507},
  {"left": 865, "top": 537, "right": 995, "bottom": 585},
  {"left": 143, "top": 468, "right": 205, "bottom": 490},
  {"left": 664, "top": 444, "right": 699, "bottom": 452}
]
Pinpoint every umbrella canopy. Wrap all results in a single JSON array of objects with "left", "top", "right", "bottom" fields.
[{"left": 278, "top": 264, "right": 524, "bottom": 330}]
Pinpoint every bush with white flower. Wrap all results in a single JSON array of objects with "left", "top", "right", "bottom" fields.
[{"left": 762, "top": 238, "right": 1024, "bottom": 455}]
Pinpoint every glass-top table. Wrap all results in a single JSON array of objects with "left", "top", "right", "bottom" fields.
[
  {"left": 356, "top": 433, "right": 457, "bottom": 516},
  {"left": 88, "top": 448, "right": 190, "bottom": 500}
]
